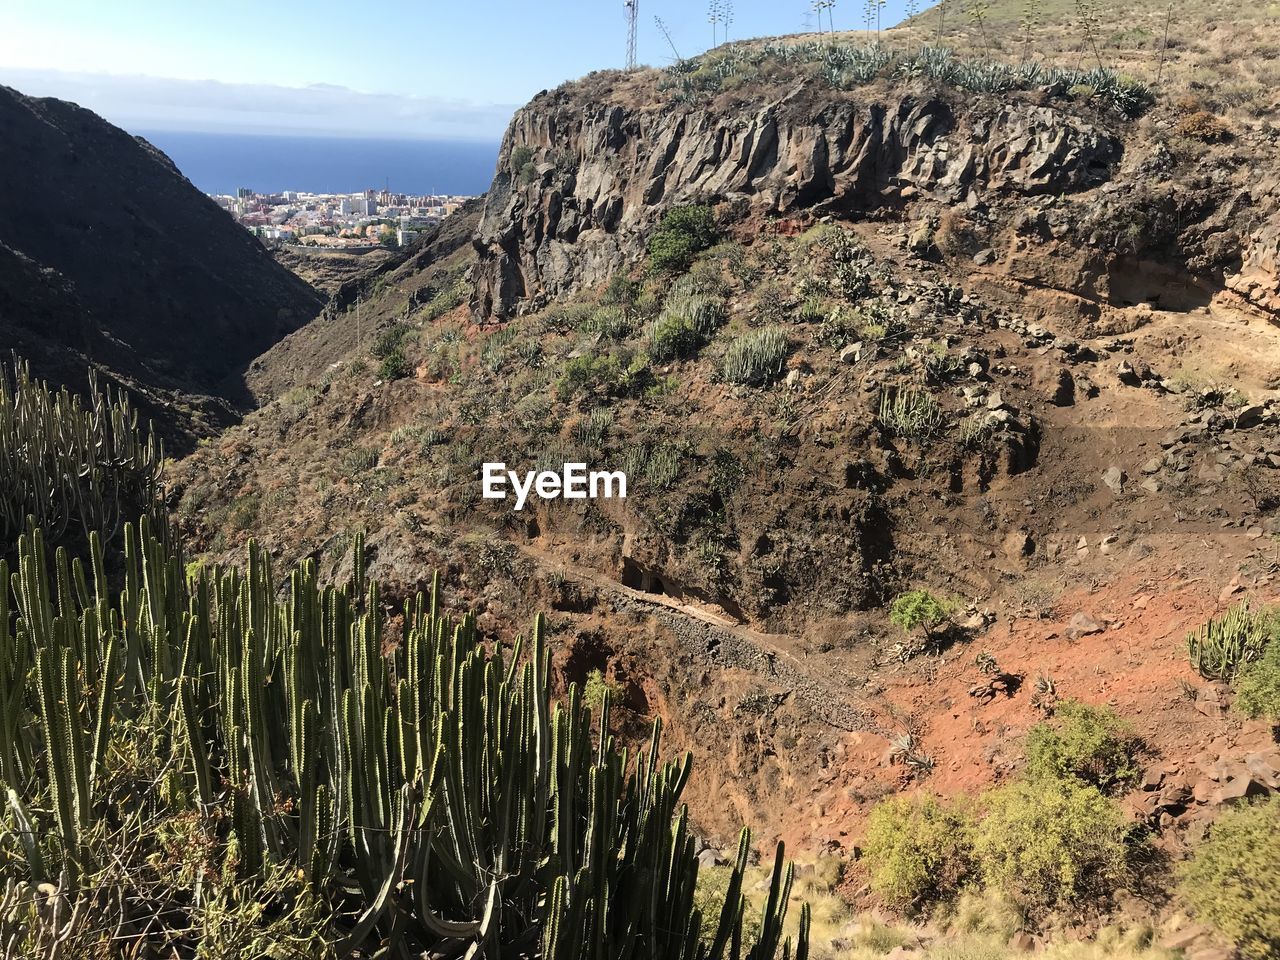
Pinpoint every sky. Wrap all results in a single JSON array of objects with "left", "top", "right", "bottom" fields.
[{"left": 0, "top": 0, "right": 926, "bottom": 141}]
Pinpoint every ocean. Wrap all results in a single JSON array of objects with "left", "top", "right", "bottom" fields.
[{"left": 137, "top": 130, "right": 500, "bottom": 197}]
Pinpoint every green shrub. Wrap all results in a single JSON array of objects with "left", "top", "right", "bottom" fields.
[
  {"left": 510, "top": 144, "right": 537, "bottom": 183},
  {"left": 585, "top": 305, "right": 636, "bottom": 341},
  {"left": 694, "top": 865, "right": 763, "bottom": 948},
  {"left": 573, "top": 407, "right": 613, "bottom": 449},
  {"left": 378, "top": 348, "right": 411, "bottom": 381},
  {"left": 1024, "top": 700, "right": 1140, "bottom": 793},
  {"left": 601, "top": 273, "right": 640, "bottom": 308},
  {"left": 864, "top": 795, "right": 976, "bottom": 911},
  {"left": 974, "top": 778, "right": 1132, "bottom": 914},
  {"left": 1179, "top": 797, "right": 1280, "bottom": 960},
  {"left": 555, "top": 353, "right": 652, "bottom": 400},
  {"left": 648, "top": 313, "right": 703, "bottom": 363},
  {"left": 647, "top": 205, "right": 719, "bottom": 275},
  {"left": 889, "top": 590, "right": 949, "bottom": 639},
  {"left": 720, "top": 327, "right": 789, "bottom": 386},
  {"left": 371, "top": 323, "right": 409, "bottom": 359},
  {"left": 420, "top": 271, "right": 469, "bottom": 321},
  {"left": 1234, "top": 636, "right": 1280, "bottom": 719},
  {"left": 646, "top": 292, "right": 724, "bottom": 363},
  {"left": 582, "top": 669, "right": 618, "bottom": 711}
]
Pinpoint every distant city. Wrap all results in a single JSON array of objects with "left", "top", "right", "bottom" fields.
[{"left": 211, "top": 187, "right": 475, "bottom": 250}]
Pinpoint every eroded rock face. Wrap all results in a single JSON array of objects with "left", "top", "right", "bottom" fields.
[
  {"left": 1228, "top": 207, "right": 1280, "bottom": 318},
  {"left": 472, "top": 86, "right": 1122, "bottom": 318}
]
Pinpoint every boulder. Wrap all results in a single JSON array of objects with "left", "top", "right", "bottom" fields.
[
  {"left": 839, "top": 343, "right": 863, "bottom": 365},
  {"left": 1067, "top": 611, "right": 1105, "bottom": 639},
  {"left": 1039, "top": 366, "right": 1075, "bottom": 406},
  {"left": 1102, "top": 466, "right": 1126, "bottom": 495},
  {"left": 1117, "top": 360, "right": 1142, "bottom": 386},
  {"left": 1008, "top": 932, "right": 1037, "bottom": 952},
  {"left": 1195, "top": 683, "right": 1229, "bottom": 718},
  {"left": 1212, "top": 775, "right": 1266, "bottom": 804}
]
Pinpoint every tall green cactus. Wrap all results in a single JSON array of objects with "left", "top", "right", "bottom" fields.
[
  {"left": 1187, "top": 602, "right": 1277, "bottom": 681},
  {"left": 0, "top": 358, "right": 163, "bottom": 548},
  {"left": 0, "top": 515, "right": 807, "bottom": 959}
]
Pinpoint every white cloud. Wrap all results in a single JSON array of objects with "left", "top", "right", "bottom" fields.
[{"left": 0, "top": 68, "right": 516, "bottom": 140}]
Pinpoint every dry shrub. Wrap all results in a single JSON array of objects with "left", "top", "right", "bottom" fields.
[{"left": 1172, "top": 111, "right": 1231, "bottom": 142}]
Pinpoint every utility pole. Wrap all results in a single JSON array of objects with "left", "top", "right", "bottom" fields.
[{"left": 625, "top": 0, "right": 638, "bottom": 70}]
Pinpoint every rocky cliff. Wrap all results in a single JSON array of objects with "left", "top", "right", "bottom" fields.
[
  {"left": 0, "top": 85, "right": 324, "bottom": 442},
  {"left": 472, "top": 78, "right": 1122, "bottom": 318}
]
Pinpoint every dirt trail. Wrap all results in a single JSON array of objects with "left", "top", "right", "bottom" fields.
[{"left": 518, "top": 539, "right": 882, "bottom": 733}]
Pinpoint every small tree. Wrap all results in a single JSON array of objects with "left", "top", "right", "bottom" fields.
[{"left": 889, "top": 590, "right": 950, "bottom": 644}]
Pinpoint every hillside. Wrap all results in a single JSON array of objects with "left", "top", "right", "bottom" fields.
[
  {"left": 157, "top": 7, "right": 1280, "bottom": 957},
  {"left": 895, "top": 0, "right": 1279, "bottom": 119},
  {"left": 0, "top": 85, "right": 324, "bottom": 444}
]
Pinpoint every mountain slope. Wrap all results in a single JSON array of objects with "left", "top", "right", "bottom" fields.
[
  {"left": 167, "top": 18, "right": 1280, "bottom": 953},
  {"left": 0, "top": 85, "right": 324, "bottom": 442}
]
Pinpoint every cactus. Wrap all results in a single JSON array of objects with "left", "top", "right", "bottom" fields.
[
  {"left": 1187, "top": 602, "right": 1277, "bottom": 681},
  {"left": 0, "top": 510, "right": 807, "bottom": 958},
  {"left": 0, "top": 358, "right": 163, "bottom": 549}
]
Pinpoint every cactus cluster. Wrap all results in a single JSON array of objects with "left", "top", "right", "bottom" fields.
[
  {"left": 1187, "top": 602, "right": 1277, "bottom": 681},
  {"left": 0, "top": 517, "right": 809, "bottom": 958},
  {"left": 0, "top": 358, "right": 162, "bottom": 548}
]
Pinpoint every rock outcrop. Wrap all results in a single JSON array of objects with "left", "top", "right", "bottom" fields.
[
  {"left": 1228, "top": 207, "right": 1280, "bottom": 319},
  {"left": 473, "top": 81, "right": 1122, "bottom": 318}
]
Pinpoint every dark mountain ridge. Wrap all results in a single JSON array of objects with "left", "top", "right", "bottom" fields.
[{"left": 0, "top": 84, "right": 323, "bottom": 444}]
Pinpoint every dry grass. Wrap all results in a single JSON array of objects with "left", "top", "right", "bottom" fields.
[
  {"left": 885, "top": 0, "right": 1280, "bottom": 122},
  {"left": 705, "top": 864, "right": 1179, "bottom": 960}
]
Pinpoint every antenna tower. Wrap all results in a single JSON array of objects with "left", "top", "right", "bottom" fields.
[{"left": 625, "top": 0, "right": 638, "bottom": 70}]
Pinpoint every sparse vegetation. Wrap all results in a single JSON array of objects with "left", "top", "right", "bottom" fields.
[
  {"left": 663, "top": 42, "right": 1152, "bottom": 117},
  {"left": 1172, "top": 110, "right": 1230, "bottom": 142},
  {"left": 879, "top": 387, "right": 947, "bottom": 439}
]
